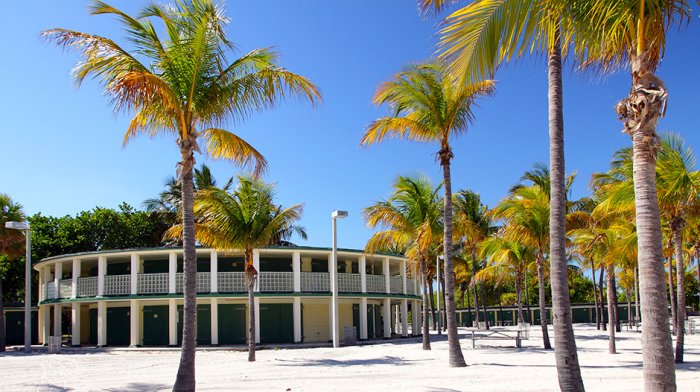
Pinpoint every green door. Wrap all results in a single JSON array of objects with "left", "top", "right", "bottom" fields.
[
  {"left": 218, "top": 304, "right": 246, "bottom": 345},
  {"left": 107, "top": 307, "right": 131, "bottom": 346},
  {"left": 177, "top": 304, "right": 212, "bottom": 345},
  {"left": 352, "top": 304, "right": 360, "bottom": 339},
  {"left": 143, "top": 306, "right": 169, "bottom": 346},
  {"left": 89, "top": 308, "right": 97, "bottom": 345},
  {"left": 259, "top": 303, "right": 293, "bottom": 344}
]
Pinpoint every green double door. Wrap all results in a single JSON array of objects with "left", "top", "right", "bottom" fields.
[
  {"left": 143, "top": 305, "right": 169, "bottom": 346},
  {"left": 218, "top": 304, "right": 246, "bottom": 345},
  {"left": 259, "top": 303, "right": 293, "bottom": 344},
  {"left": 366, "top": 304, "right": 383, "bottom": 339},
  {"left": 86, "top": 307, "right": 129, "bottom": 346},
  {"left": 177, "top": 304, "right": 212, "bottom": 345}
]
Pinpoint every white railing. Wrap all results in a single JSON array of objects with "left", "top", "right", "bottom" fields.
[
  {"left": 301, "top": 272, "right": 329, "bottom": 292},
  {"left": 104, "top": 275, "right": 131, "bottom": 296},
  {"left": 218, "top": 272, "right": 246, "bottom": 292},
  {"left": 44, "top": 282, "right": 57, "bottom": 300},
  {"left": 406, "top": 278, "right": 416, "bottom": 295},
  {"left": 59, "top": 279, "right": 72, "bottom": 298},
  {"left": 338, "top": 273, "right": 361, "bottom": 292},
  {"left": 176, "top": 272, "right": 211, "bottom": 293},
  {"left": 390, "top": 276, "right": 403, "bottom": 294},
  {"left": 77, "top": 277, "right": 98, "bottom": 297},
  {"left": 366, "top": 274, "right": 386, "bottom": 293},
  {"left": 137, "top": 273, "right": 169, "bottom": 294},
  {"left": 259, "top": 272, "right": 294, "bottom": 292}
]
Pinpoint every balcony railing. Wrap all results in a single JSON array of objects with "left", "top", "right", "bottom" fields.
[
  {"left": 41, "top": 271, "right": 417, "bottom": 301},
  {"left": 259, "top": 272, "right": 293, "bottom": 292}
]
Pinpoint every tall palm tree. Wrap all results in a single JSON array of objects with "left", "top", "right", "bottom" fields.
[
  {"left": 576, "top": 2, "right": 692, "bottom": 388},
  {"left": 44, "top": 2, "right": 320, "bottom": 389},
  {"left": 418, "top": 1, "right": 584, "bottom": 386},
  {"left": 364, "top": 174, "right": 443, "bottom": 350},
  {"left": 361, "top": 62, "right": 493, "bottom": 367},
  {"left": 453, "top": 190, "right": 495, "bottom": 328},
  {"left": 0, "top": 194, "right": 26, "bottom": 352},
  {"left": 168, "top": 176, "right": 304, "bottom": 362},
  {"left": 492, "top": 185, "right": 552, "bottom": 349}
]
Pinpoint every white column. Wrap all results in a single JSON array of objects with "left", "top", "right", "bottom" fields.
[
  {"left": 383, "top": 258, "right": 390, "bottom": 294},
  {"left": 97, "top": 301, "right": 107, "bottom": 346},
  {"left": 401, "top": 260, "right": 407, "bottom": 295},
  {"left": 41, "top": 306, "right": 50, "bottom": 344},
  {"left": 253, "top": 251, "right": 260, "bottom": 292},
  {"left": 211, "top": 298, "right": 219, "bottom": 345},
  {"left": 412, "top": 300, "right": 419, "bottom": 336},
  {"left": 360, "top": 298, "right": 368, "bottom": 340},
  {"left": 130, "top": 300, "right": 140, "bottom": 347},
  {"left": 71, "top": 259, "right": 80, "bottom": 299},
  {"left": 401, "top": 299, "right": 409, "bottom": 337},
  {"left": 53, "top": 304, "right": 62, "bottom": 337},
  {"left": 169, "top": 252, "right": 177, "bottom": 294},
  {"left": 383, "top": 298, "right": 391, "bottom": 338},
  {"left": 130, "top": 254, "right": 139, "bottom": 295},
  {"left": 293, "top": 297, "right": 302, "bottom": 343},
  {"left": 359, "top": 256, "right": 367, "bottom": 293},
  {"left": 97, "top": 256, "right": 106, "bottom": 297},
  {"left": 254, "top": 298, "right": 260, "bottom": 344},
  {"left": 210, "top": 251, "right": 218, "bottom": 293},
  {"left": 54, "top": 262, "right": 63, "bottom": 298},
  {"left": 71, "top": 303, "right": 81, "bottom": 345},
  {"left": 169, "top": 299, "right": 177, "bottom": 346},
  {"left": 292, "top": 252, "right": 301, "bottom": 292}
]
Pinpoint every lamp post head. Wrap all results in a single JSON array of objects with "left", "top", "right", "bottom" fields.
[
  {"left": 5, "top": 221, "right": 29, "bottom": 230},
  {"left": 331, "top": 210, "right": 348, "bottom": 219}
]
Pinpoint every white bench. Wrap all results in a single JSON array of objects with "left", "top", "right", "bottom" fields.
[
  {"left": 471, "top": 323, "right": 530, "bottom": 348},
  {"left": 48, "top": 336, "right": 62, "bottom": 353}
]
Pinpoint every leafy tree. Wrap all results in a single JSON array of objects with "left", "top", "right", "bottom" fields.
[{"left": 0, "top": 194, "right": 26, "bottom": 352}]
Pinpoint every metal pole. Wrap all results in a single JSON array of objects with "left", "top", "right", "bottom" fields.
[
  {"left": 436, "top": 255, "right": 441, "bottom": 332},
  {"left": 24, "top": 227, "right": 31, "bottom": 353},
  {"left": 331, "top": 217, "right": 339, "bottom": 348}
]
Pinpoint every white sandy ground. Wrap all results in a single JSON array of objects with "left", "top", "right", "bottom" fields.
[{"left": 0, "top": 322, "right": 698, "bottom": 392}]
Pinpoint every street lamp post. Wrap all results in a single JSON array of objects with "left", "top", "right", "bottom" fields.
[
  {"left": 436, "top": 254, "right": 442, "bottom": 333},
  {"left": 5, "top": 221, "right": 31, "bottom": 353},
  {"left": 331, "top": 210, "right": 348, "bottom": 348}
]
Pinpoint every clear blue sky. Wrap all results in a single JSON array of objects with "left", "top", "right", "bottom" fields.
[{"left": 2, "top": 1, "right": 699, "bottom": 251}]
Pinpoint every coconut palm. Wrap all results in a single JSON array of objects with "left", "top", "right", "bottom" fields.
[
  {"left": 364, "top": 174, "right": 443, "bottom": 350},
  {"left": 576, "top": 1, "right": 693, "bottom": 388},
  {"left": 0, "top": 194, "right": 26, "bottom": 352},
  {"left": 167, "top": 176, "right": 304, "bottom": 362},
  {"left": 361, "top": 62, "right": 493, "bottom": 367},
  {"left": 44, "top": 1, "right": 320, "bottom": 389},
  {"left": 418, "top": 1, "right": 584, "bottom": 385},
  {"left": 453, "top": 190, "right": 495, "bottom": 328}
]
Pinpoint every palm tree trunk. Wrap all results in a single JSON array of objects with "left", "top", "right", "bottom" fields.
[
  {"left": 479, "top": 269, "right": 489, "bottom": 329},
  {"left": 634, "top": 264, "right": 640, "bottom": 323},
  {"left": 625, "top": 53, "right": 676, "bottom": 391},
  {"left": 516, "top": 272, "right": 525, "bottom": 324},
  {"left": 439, "top": 152, "right": 466, "bottom": 367},
  {"left": 599, "top": 267, "right": 607, "bottom": 331},
  {"left": 245, "top": 249, "right": 258, "bottom": 362},
  {"left": 173, "top": 151, "right": 197, "bottom": 392},
  {"left": 466, "top": 284, "right": 473, "bottom": 327},
  {"left": 672, "top": 222, "right": 686, "bottom": 363},
  {"left": 0, "top": 278, "right": 5, "bottom": 352},
  {"left": 592, "top": 262, "right": 600, "bottom": 329},
  {"left": 667, "top": 258, "right": 677, "bottom": 335},
  {"left": 421, "top": 260, "right": 431, "bottom": 350},
  {"left": 612, "top": 273, "right": 621, "bottom": 333},
  {"left": 524, "top": 270, "right": 532, "bottom": 323},
  {"left": 536, "top": 257, "right": 551, "bottom": 349},
  {"left": 696, "top": 250, "right": 700, "bottom": 311},
  {"left": 428, "top": 283, "right": 437, "bottom": 332},
  {"left": 627, "top": 288, "right": 632, "bottom": 327},
  {"left": 607, "top": 264, "right": 616, "bottom": 354},
  {"left": 471, "top": 249, "right": 481, "bottom": 326},
  {"left": 440, "top": 275, "right": 447, "bottom": 332}
]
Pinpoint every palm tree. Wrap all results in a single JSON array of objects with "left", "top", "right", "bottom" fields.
[
  {"left": 168, "top": 176, "right": 304, "bottom": 362},
  {"left": 576, "top": 2, "right": 692, "bottom": 388},
  {"left": 44, "top": 2, "right": 320, "bottom": 389},
  {"left": 492, "top": 184, "right": 552, "bottom": 349},
  {"left": 453, "top": 190, "right": 495, "bottom": 328},
  {"left": 364, "top": 174, "right": 443, "bottom": 350},
  {"left": 361, "top": 62, "right": 493, "bottom": 367},
  {"left": 0, "top": 194, "right": 26, "bottom": 352},
  {"left": 418, "top": 1, "right": 585, "bottom": 385}
]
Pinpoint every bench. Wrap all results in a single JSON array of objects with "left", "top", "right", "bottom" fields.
[
  {"left": 471, "top": 323, "right": 530, "bottom": 348},
  {"left": 48, "top": 336, "right": 62, "bottom": 353}
]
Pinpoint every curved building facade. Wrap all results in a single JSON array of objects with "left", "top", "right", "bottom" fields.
[{"left": 35, "top": 246, "right": 422, "bottom": 347}]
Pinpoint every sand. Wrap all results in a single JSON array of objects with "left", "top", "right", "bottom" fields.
[{"left": 1, "top": 322, "right": 698, "bottom": 391}]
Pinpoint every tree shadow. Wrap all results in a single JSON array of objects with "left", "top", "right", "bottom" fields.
[
  {"left": 677, "top": 361, "right": 700, "bottom": 372},
  {"left": 275, "top": 356, "right": 421, "bottom": 367},
  {"left": 27, "top": 385, "right": 72, "bottom": 392},
  {"left": 104, "top": 383, "right": 170, "bottom": 391}
]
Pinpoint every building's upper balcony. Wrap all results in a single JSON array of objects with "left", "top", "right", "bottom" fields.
[{"left": 36, "top": 247, "right": 419, "bottom": 302}]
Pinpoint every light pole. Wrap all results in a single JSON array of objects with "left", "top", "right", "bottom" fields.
[
  {"left": 436, "top": 254, "right": 442, "bottom": 333},
  {"left": 5, "top": 221, "right": 31, "bottom": 353},
  {"left": 331, "top": 210, "right": 348, "bottom": 348}
]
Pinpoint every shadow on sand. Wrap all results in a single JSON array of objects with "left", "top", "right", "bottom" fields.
[{"left": 275, "top": 355, "right": 424, "bottom": 367}]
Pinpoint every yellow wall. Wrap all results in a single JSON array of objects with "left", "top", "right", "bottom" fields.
[{"left": 302, "top": 302, "right": 329, "bottom": 343}]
